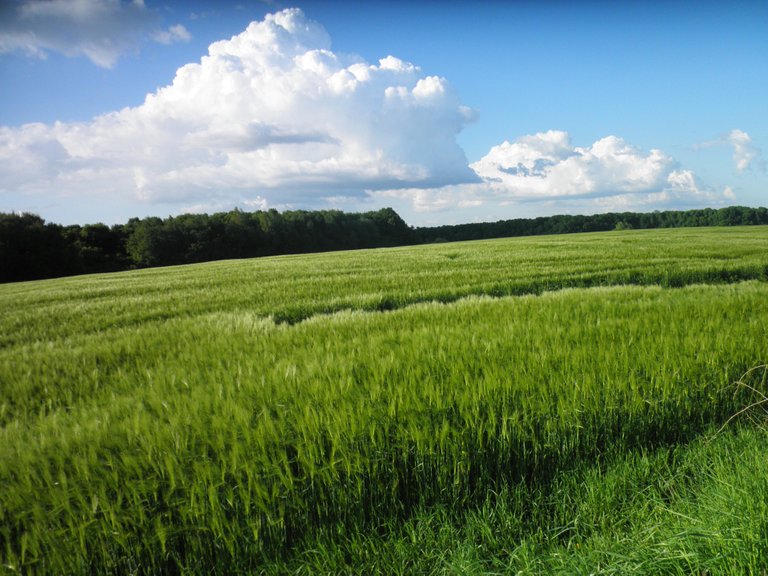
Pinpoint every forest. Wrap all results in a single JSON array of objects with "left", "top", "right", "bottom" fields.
[{"left": 2, "top": 205, "right": 767, "bottom": 283}]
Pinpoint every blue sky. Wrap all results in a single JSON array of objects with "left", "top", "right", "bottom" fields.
[{"left": 1, "top": 0, "right": 766, "bottom": 226}]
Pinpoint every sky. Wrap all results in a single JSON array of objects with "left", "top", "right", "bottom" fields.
[{"left": 0, "top": 0, "right": 766, "bottom": 227}]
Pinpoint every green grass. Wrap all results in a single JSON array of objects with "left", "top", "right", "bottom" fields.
[
  {"left": 1, "top": 226, "right": 768, "bottom": 574},
  {"left": 273, "top": 423, "right": 768, "bottom": 575},
  {"left": 2, "top": 226, "right": 767, "bottom": 347}
]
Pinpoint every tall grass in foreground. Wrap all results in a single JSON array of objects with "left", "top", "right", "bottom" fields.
[
  {"left": 1, "top": 282, "right": 766, "bottom": 573},
  {"left": 274, "top": 423, "right": 768, "bottom": 575}
]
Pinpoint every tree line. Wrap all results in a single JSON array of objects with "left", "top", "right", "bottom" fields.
[
  {"left": 2, "top": 205, "right": 767, "bottom": 283},
  {"left": 412, "top": 205, "right": 768, "bottom": 243},
  {"left": 0, "top": 208, "right": 413, "bottom": 283}
]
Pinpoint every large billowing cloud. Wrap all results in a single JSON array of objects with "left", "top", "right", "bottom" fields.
[
  {"left": 0, "top": 8, "right": 476, "bottom": 216},
  {"left": 376, "top": 130, "right": 729, "bottom": 215},
  {"left": 0, "top": 0, "right": 190, "bottom": 68}
]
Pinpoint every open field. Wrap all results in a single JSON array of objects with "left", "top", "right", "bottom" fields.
[{"left": 1, "top": 226, "right": 768, "bottom": 574}]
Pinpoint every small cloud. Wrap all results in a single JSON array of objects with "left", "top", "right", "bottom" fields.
[
  {"left": 727, "top": 129, "right": 763, "bottom": 172},
  {"left": 0, "top": 0, "right": 191, "bottom": 68},
  {"left": 152, "top": 24, "right": 191, "bottom": 45},
  {"left": 695, "top": 129, "right": 765, "bottom": 173}
]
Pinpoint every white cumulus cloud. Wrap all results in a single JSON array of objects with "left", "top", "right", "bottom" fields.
[
  {"left": 375, "top": 130, "right": 729, "bottom": 215},
  {"left": 0, "top": 0, "right": 190, "bottom": 68},
  {"left": 471, "top": 130, "right": 676, "bottom": 199},
  {"left": 0, "top": 8, "right": 476, "bottom": 217}
]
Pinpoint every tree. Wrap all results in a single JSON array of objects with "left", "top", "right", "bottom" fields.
[{"left": 0, "top": 213, "right": 78, "bottom": 282}]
